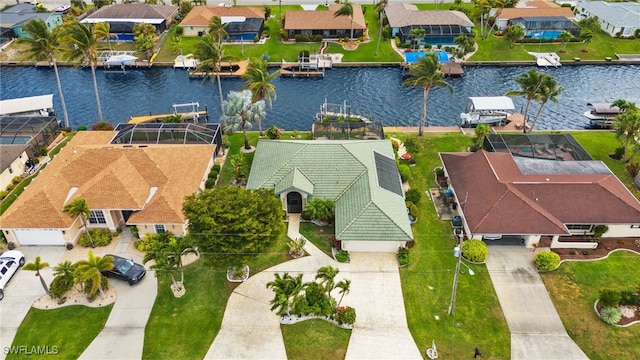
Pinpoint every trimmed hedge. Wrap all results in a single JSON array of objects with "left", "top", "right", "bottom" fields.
[
  {"left": 79, "top": 229, "right": 112, "bottom": 247},
  {"left": 398, "top": 165, "right": 410, "bottom": 182},
  {"left": 461, "top": 240, "right": 488, "bottom": 262},
  {"left": 534, "top": 250, "right": 560, "bottom": 271}
]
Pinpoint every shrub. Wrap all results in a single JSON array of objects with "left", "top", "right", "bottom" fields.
[
  {"left": 406, "top": 201, "right": 418, "bottom": 219},
  {"left": 599, "top": 289, "right": 621, "bottom": 307},
  {"left": 79, "top": 229, "right": 112, "bottom": 247},
  {"left": 49, "top": 274, "right": 74, "bottom": 299},
  {"left": 336, "top": 306, "right": 356, "bottom": 325},
  {"left": 626, "top": 162, "right": 640, "bottom": 177},
  {"left": 287, "top": 237, "right": 306, "bottom": 257},
  {"left": 461, "top": 240, "right": 488, "bottom": 262},
  {"left": 279, "top": 28, "right": 288, "bottom": 40},
  {"left": 12, "top": 176, "right": 21, "bottom": 185},
  {"left": 403, "top": 137, "right": 420, "bottom": 154},
  {"left": 398, "top": 165, "right": 410, "bottom": 182},
  {"left": 205, "top": 177, "right": 217, "bottom": 189},
  {"left": 134, "top": 232, "right": 172, "bottom": 251},
  {"left": 619, "top": 290, "right": 638, "bottom": 306},
  {"left": 0, "top": 190, "right": 7, "bottom": 200},
  {"left": 213, "top": 164, "right": 221, "bottom": 172},
  {"left": 612, "top": 147, "right": 625, "bottom": 160},
  {"left": 592, "top": 225, "right": 608, "bottom": 241},
  {"left": 335, "top": 249, "right": 349, "bottom": 263},
  {"left": 397, "top": 247, "right": 410, "bottom": 266},
  {"left": 600, "top": 306, "right": 622, "bottom": 325},
  {"left": 390, "top": 139, "right": 400, "bottom": 151},
  {"left": 405, "top": 188, "right": 421, "bottom": 204},
  {"left": 534, "top": 251, "right": 560, "bottom": 271},
  {"left": 583, "top": 250, "right": 590, "bottom": 255},
  {"left": 77, "top": 125, "right": 88, "bottom": 131},
  {"left": 265, "top": 124, "right": 281, "bottom": 139},
  {"left": 6, "top": 183, "right": 14, "bottom": 191}
]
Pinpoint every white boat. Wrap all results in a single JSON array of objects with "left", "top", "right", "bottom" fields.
[
  {"left": 460, "top": 96, "right": 515, "bottom": 127},
  {"left": 104, "top": 54, "right": 138, "bottom": 67},
  {"left": 535, "top": 52, "right": 562, "bottom": 68},
  {"left": 584, "top": 102, "right": 622, "bottom": 128}
]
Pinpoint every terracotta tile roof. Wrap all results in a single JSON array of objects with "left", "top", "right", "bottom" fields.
[
  {"left": 441, "top": 150, "right": 640, "bottom": 236},
  {"left": 384, "top": 3, "right": 473, "bottom": 28},
  {"left": 496, "top": 7, "right": 575, "bottom": 20},
  {"left": 180, "top": 5, "right": 264, "bottom": 27},
  {"left": 0, "top": 131, "right": 215, "bottom": 229},
  {"left": 284, "top": 5, "right": 366, "bottom": 31},
  {"left": 526, "top": 0, "right": 560, "bottom": 8},
  {"left": 86, "top": 3, "right": 178, "bottom": 21}
]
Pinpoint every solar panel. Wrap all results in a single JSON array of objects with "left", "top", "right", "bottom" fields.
[{"left": 374, "top": 151, "right": 403, "bottom": 196}]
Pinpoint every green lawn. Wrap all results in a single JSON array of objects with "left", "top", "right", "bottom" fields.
[
  {"left": 281, "top": 319, "right": 352, "bottom": 360},
  {"left": 8, "top": 305, "right": 113, "bottom": 360},
  {"left": 540, "top": 252, "right": 640, "bottom": 360},
  {"left": 298, "top": 221, "right": 334, "bottom": 257}
]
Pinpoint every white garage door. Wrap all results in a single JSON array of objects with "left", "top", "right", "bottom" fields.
[
  {"left": 342, "top": 240, "right": 403, "bottom": 253},
  {"left": 14, "top": 229, "right": 65, "bottom": 245}
]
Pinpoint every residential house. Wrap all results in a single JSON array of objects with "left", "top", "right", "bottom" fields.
[
  {"left": 492, "top": 7, "right": 578, "bottom": 39},
  {"left": 284, "top": 5, "right": 366, "bottom": 40},
  {"left": 0, "top": 145, "right": 28, "bottom": 191},
  {"left": 0, "top": 3, "right": 63, "bottom": 40},
  {"left": 440, "top": 135, "right": 640, "bottom": 250},
  {"left": 0, "top": 124, "right": 221, "bottom": 246},
  {"left": 81, "top": 3, "right": 179, "bottom": 40},
  {"left": 247, "top": 140, "right": 413, "bottom": 253},
  {"left": 179, "top": 5, "right": 265, "bottom": 40},
  {"left": 384, "top": 3, "right": 473, "bottom": 46},
  {"left": 576, "top": 1, "right": 640, "bottom": 38}
]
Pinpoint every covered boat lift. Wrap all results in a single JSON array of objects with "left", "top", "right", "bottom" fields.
[
  {"left": 460, "top": 96, "right": 515, "bottom": 127},
  {"left": 0, "top": 94, "right": 54, "bottom": 117},
  {"left": 584, "top": 102, "right": 622, "bottom": 128}
]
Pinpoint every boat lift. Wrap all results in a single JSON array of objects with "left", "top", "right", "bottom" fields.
[{"left": 98, "top": 51, "right": 138, "bottom": 73}]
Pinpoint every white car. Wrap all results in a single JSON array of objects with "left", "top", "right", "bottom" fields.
[{"left": 0, "top": 250, "right": 25, "bottom": 300}]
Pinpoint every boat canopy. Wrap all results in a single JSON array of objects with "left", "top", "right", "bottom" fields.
[
  {"left": 0, "top": 94, "right": 53, "bottom": 116},
  {"left": 587, "top": 102, "right": 621, "bottom": 114},
  {"left": 468, "top": 96, "right": 515, "bottom": 111}
]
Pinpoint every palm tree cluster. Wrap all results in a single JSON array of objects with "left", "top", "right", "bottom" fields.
[
  {"left": 303, "top": 198, "right": 335, "bottom": 223},
  {"left": 143, "top": 233, "right": 198, "bottom": 292},
  {"left": 266, "top": 266, "right": 352, "bottom": 321},
  {"left": 611, "top": 100, "right": 640, "bottom": 162}
]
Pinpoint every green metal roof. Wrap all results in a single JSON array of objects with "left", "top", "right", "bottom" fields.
[{"left": 247, "top": 140, "right": 413, "bottom": 242}]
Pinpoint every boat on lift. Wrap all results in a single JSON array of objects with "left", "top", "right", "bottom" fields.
[
  {"left": 104, "top": 54, "right": 138, "bottom": 67},
  {"left": 460, "top": 96, "right": 515, "bottom": 127},
  {"left": 584, "top": 102, "right": 623, "bottom": 128}
]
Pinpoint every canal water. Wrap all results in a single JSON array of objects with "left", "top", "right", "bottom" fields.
[{"left": 1, "top": 64, "right": 639, "bottom": 130}]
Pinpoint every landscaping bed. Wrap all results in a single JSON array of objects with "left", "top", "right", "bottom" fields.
[
  {"left": 594, "top": 301, "right": 640, "bottom": 326},
  {"left": 552, "top": 238, "right": 640, "bottom": 260}
]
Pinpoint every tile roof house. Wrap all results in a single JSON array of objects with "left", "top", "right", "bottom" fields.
[
  {"left": 576, "top": 1, "right": 640, "bottom": 38},
  {"left": 247, "top": 140, "right": 413, "bottom": 253},
  {"left": 284, "top": 5, "right": 366, "bottom": 40},
  {"left": 81, "top": 3, "right": 179, "bottom": 36},
  {"left": 179, "top": 5, "right": 265, "bottom": 39},
  {"left": 492, "top": 7, "right": 576, "bottom": 32},
  {"left": 0, "top": 131, "right": 217, "bottom": 246},
  {"left": 384, "top": 3, "right": 473, "bottom": 46},
  {"left": 440, "top": 149, "right": 640, "bottom": 249},
  {"left": 0, "top": 3, "right": 63, "bottom": 40}
]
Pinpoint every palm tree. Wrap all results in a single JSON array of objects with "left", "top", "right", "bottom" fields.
[
  {"left": 143, "top": 235, "right": 198, "bottom": 288},
  {"left": 53, "top": 260, "right": 76, "bottom": 278},
  {"left": 304, "top": 198, "right": 335, "bottom": 222},
  {"left": 74, "top": 251, "right": 113, "bottom": 299},
  {"left": 580, "top": 29, "right": 593, "bottom": 52},
  {"left": 403, "top": 54, "right": 454, "bottom": 136},
  {"left": 266, "top": 272, "right": 304, "bottom": 317},
  {"left": 612, "top": 102, "right": 640, "bottom": 162},
  {"left": 93, "top": 22, "right": 116, "bottom": 52},
  {"left": 17, "top": 19, "right": 70, "bottom": 128},
  {"left": 221, "top": 90, "right": 266, "bottom": 150},
  {"left": 474, "top": 0, "right": 492, "bottom": 39},
  {"left": 315, "top": 266, "right": 339, "bottom": 299},
  {"left": 503, "top": 25, "right": 524, "bottom": 49},
  {"left": 374, "top": 0, "right": 388, "bottom": 57},
  {"left": 62, "top": 198, "right": 95, "bottom": 248},
  {"left": 64, "top": 21, "right": 104, "bottom": 122},
  {"left": 529, "top": 74, "right": 563, "bottom": 132},
  {"left": 559, "top": 30, "right": 573, "bottom": 52},
  {"left": 334, "top": 1, "right": 355, "bottom": 43},
  {"left": 335, "top": 278, "right": 351, "bottom": 308},
  {"left": 194, "top": 33, "right": 225, "bottom": 111},
  {"left": 408, "top": 28, "right": 426, "bottom": 50},
  {"left": 23, "top": 256, "right": 50, "bottom": 295},
  {"left": 242, "top": 58, "right": 281, "bottom": 135},
  {"left": 505, "top": 69, "right": 544, "bottom": 133}
]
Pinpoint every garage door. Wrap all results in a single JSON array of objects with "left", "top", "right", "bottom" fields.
[
  {"left": 14, "top": 229, "right": 65, "bottom": 245},
  {"left": 342, "top": 240, "right": 402, "bottom": 253}
]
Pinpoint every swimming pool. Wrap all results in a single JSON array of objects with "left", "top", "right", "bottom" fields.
[
  {"left": 404, "top": 51, "right": 449, "bottom": 64},
  {"left": 527, "top": 30, "right": 562, "bottom": 40}
]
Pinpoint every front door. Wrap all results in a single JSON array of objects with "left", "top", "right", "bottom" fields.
[{"left": 287, "top": 192, "right": 303, "bottom": 213}]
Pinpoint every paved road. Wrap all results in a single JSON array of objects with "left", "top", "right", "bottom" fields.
[{"left": 485, "top": 246, "right": 588, "bottom": 360}]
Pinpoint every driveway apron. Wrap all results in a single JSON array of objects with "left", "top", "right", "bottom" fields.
[{"left": 485, "top": 246, "right": 588, "bottom": 360}]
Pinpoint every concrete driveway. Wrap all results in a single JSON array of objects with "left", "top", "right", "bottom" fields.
[
  {"left": 0, "top": 246, "right": 64, "bottom": 359},
  {"left": 485, "top": 246, "right": 588, "bottom": 360}
]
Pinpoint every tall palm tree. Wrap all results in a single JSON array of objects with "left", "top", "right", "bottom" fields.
[
  {"left": 266, "top": 272, "right": 304, "bottom": 317},
  {"left": 334, "top": 1, "right": 355, "bottom": 42},
  {"left": 64, "top": 21, "right": 104, "bottom": 122},
  {"left": 194, "top": 33, "right": 226, "bottom": 111},
  {"left": 315, "top": 266, "right": 339, "bottom": 299},
  {"left": 242, "top": 58, "right": 281, "bottom": 135},
  {"left": 93, "top": 22, "right": 116, "bottom": 52},
  {"left": 612, "top": 102, "right": 640, "bottom": 162},
  {"left": 529, "top": 74, "right": 563, "bottom": 132},
  {"left": 23, "top": 256, "right": 50, "bottom": 295},
  {"left": 403, "top": 54, "right": 454, "bottom": 136},
  {"left": 335, "top": 278, "right": 351, "bottom": 309},
  {"left": 17, "top": 19, "right": 70, "bottom": 128},
  {"left": 374, "top": 0, "right": 388, "bottom": 57},
  {"left": 221, "top": 90, "right": 266, "bottom": 150},
  {"left": 505, "top": 69, "right": 544, "bottom": 133},
  {"left": 74, "top": 251, "right": 113, "bottom": 299},
  {"left": 62, "top": 198, "right": 95, "bottom": 248}
]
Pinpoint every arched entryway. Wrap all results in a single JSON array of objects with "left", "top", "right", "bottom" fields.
[{"left": 286, "top": 192, "right": 303, "bottom": 213}]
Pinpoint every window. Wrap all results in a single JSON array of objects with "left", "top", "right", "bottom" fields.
[
  {"left": 88, "top": 210, "right": 107, "bottom": 224},
  {"left": 566, "top": 224, "right": 593, "bottom": 234},
  {"left": 631, "top": 225, "right": 640, "bottom": 229},
  {"left": 8, "top": 167, "right": 12, "bottom": 174},
  {"left": 155, "top": 224, "right": 166, "bottom": 234}
]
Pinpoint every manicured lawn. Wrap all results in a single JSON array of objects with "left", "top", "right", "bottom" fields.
[
  {"left": 298, "top": 221, "right": 334, "bottom": 257},
  {"left": 540, "top": 251, "right": 640, "bottom": 360},
  {"left": 8, "top": 305, "right": 113, "bottom": 360},
  {"left": 281, "top": 319, "right": 352, "bottom": 360},
  {"left": 217, "top": 132, "right": 259, "bottom": 186}
]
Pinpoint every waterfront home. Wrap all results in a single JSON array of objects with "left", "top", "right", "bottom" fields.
[
  {"left": 284, "top": 5, "right": 365, "bottom": 40},
  {"left": 179, "top": 5, "right": 265, "bottom": 39},
  {"left": 575, "top": 1, "right": 640, "bottom": 38},
  {"left": 440, "top": 134, "right": 640, "bottom": 250},
  {"left": 247, "top": 140, "right": 413, "bottom": 252},
  {"left": 0, "top": 3, "right": 63, "bottom": 40},
  {"left": 81, "top": 3, "right": 179, "bottom": 40},
  {"left": 0, "top": 124, "right": 221, "bottom": 246},
  {"left": 491, "top": 7, "right": 577, "bottom": 38},
  {"left": 383, "top": 3, "right": 473, "bottom": 46}
]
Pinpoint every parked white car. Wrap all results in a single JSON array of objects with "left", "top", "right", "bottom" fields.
[{"left": 0, "top": 250, "right": 25, "bottom": 300}]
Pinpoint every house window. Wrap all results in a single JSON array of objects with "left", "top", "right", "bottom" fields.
[
  {"left": 8, "top": 167, "right": 12, "bottom": 174},
  {"left": 155, "top": 224, "right": 166, "bottom": 234},
  {"left": 88, "top": 210, "right": 107, "bottom": 224},
  {"left": 631, "top": 225, "right": 640, "bottom": 229},
  {"left": 566, "top": 224, "right": 593, "bottom": 234}
]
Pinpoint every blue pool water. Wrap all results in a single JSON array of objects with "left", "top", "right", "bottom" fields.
[
  {"left": 404, "top": 51, "right": 449, "bottom": 64},
  {"left": 528, "top": 31, "right": 562, "bottom": 40}
]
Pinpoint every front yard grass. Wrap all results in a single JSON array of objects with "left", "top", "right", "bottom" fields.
[
  {"left": 298, "top": 221, "right": 334, "bottom": 257},
  {"left": 9, "top": 305, "right": 113, "bottom": 360},
  {"left": 281, "top": 319, "right": 351, "bottom": 360},
  {"left": 540, "top": 251, "right": 640, "bottom": 360}
]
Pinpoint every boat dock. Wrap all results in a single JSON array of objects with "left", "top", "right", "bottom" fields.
[
  {"left": 280, "top": 53, "right": 332, "bottom": 78},
  {"left": 531, "top": 52, "right": 562, "bottom": 68},
  {"left": 188, "top": 60, "right": 248, "bottom": 78},
  {"left": 129, "top": 102, "right": 207, "bottom": 124},
  {"left": 402, "top": 61, "right": 464, "bottom": 78},
  {"left": 174, "top": 54, "right": 199, "bottom": 69}
]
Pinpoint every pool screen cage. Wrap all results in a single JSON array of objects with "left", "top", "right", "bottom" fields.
[
  {"left": 0, "top": 116, "right": 60, "bottom": 158},
  {"left": 312, "top": 121, "right": 385, "bottom": 140},
  {"left": 483, "top": 134, "right": 592, "bottom": 161},
  {"left": 508, "top": 17, "right": 581, "bottom": 38},
  {"left": 111, "top": 123, "right": 222, "bottom": 155},
  {"left": 398, "top": 24, "right": 471, "bottom": 44}
]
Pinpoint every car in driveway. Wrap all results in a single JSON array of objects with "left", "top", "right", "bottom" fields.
[
  {"left": 102, "top": 254, "right": 146, "bottom": 285},
  {"left": 0, "top": 250, "right": 25, "bottom": 300}
]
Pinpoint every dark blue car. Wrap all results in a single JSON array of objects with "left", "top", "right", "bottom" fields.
[{"left": 103, "top": 254, "right": 146, "bottom": 285}]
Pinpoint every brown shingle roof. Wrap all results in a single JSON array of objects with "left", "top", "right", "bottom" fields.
[
  {"left": 384, "top": 3, "right": 473, "bottom": 28},
  {"left": 86, "top": 3, "right": 178, "bottom": 21},
  {"left": 0, "top": 131, "right": 215, "bottom": 229},
  {"left": 441, "top": 151, "right": 640, "bottom": 236},
  {"left": 496, "top": 7, "right": 575, "bottom": 20},
  {"left": 179, "top": 5, "right": 264, "bottom": 27},
  {"left": 284, "top": 5, "right": 366, "bottom": 31}
]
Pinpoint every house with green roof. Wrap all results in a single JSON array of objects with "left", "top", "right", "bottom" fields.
[{"left": 247, "top": 140, "right": 413, "bottom": 252}]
